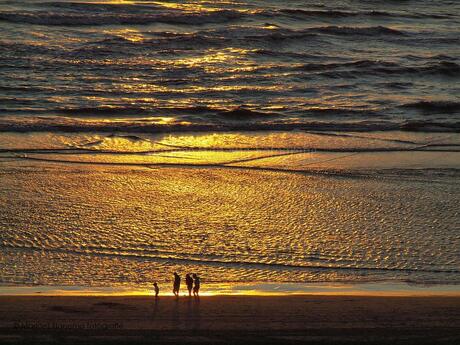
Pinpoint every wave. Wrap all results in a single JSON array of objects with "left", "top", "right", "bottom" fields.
[
  {"left": 405, "top": 54, "right": 458, "bottom": 62},
  {"left": 143, "top": 25, "right": 406, "bottom": 42},
  {"left": 1, "top": 116, "right": 459, "bottom": 133},
  {"left": 249, "top": 49, "right": 328, "bottom": 60},
  {"left": 34, "top": 2, "right": 452, "bottom": 21},
  {"left": 305, "top": 108, "right": 380, "bottom": 117},
  {"left": 0, "top": 9, "right": 243, "bottom": 26},
  {"left": 0, "top": 85, "right": 58, "bottom": 93},
  {"left": 218, "top": 108, "right": 278, "bottom": 120},
  {"left": 36, "top": 1, "right": 164, "bottom": 12},
  {"left": 62, "top": 25, "right": 408, "bottom": 54},
  {"left": 0, "top": 40, "right": 56, "bottom": 55},
  {"left": 417, "top": 61, "right": 460, "bottom": 77},
  {"left": 278, "top": 9, "right": 394, "bottom": 18},
  {"left": 59, "top": 106, "right": 152, "bottom": 116},
  {"left": 296, "top": 60, "right": 460, "bottom": 78},
  {"left": 0, "top": 25, "right": 413, "bottom": 60},
  {"left": 295, "top": 60, "right": 399, "bottom": 72},
  {"left": 401, "top": 101, "right": 460, "bottom": 113},
  {"left": 52, "top": 106, "right": 278, "bottom": 118},
  {"left": 275, "top": 8, "right": 451, "bottom": 20},
  {"left": 214, "top": 25, "right": 406, "bottom": 45},
  {"left": 5, "top": 43, "right": 458, "bottom": 80},
  {"left": 379, "top": 82, "right": 414, "bottom": 90},
  {"left": 311, "top": 25, "right": 406, "bottom": 36},
  {"left": 238, "top": 25, "right": 406, "bottom": 43}
]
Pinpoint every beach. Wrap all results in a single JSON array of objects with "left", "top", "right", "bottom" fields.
[
  {"left": 1, "top": 0, "right": 459, "bottom": 289},
  {"left": 1, "top": 0, "right": 459, "bottom": 343},
  {"left": 1, "top": 295, "right": 459, "bottom": 344}
]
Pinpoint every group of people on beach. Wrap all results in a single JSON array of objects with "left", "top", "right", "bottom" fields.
[{"left": 153, "top": 272, "right": 200, "bottom": 298}]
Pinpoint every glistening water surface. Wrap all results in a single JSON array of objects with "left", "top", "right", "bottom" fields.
[
  {"left": 0, "top": 0, "right": 459, "bottom": 132},
  {"left": 0, "top": 0, "right": 459, "bottom": 290},
  {"left": 1, "top": 131, "right": 459, "bottom": 288}
]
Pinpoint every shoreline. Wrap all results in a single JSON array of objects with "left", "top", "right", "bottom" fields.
[
  {"left": 1, "top": 281, "right": 459, "bottom": 297},
  {"left": 0, "top": 295, "right": 459, "bottom": 344}
]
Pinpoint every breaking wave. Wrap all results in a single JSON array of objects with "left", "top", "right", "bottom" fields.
[{"left": 1, "top": 116, "right": 459, "bottom": 133}]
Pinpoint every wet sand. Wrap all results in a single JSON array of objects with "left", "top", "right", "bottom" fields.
[{"left": 0, "top": 295, "right": 459, "bottom": 344}]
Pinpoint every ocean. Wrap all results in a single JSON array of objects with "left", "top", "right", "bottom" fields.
[{"left": 0, "top": 0, "right": 459, "bottom": 292}]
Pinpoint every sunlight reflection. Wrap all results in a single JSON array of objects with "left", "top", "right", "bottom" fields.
[
  {"left": 2, "top": 282, "right": 459, "bottom": 297},
  {"left": 149, "top": 1, "right": 230, "bottom": 12},
  {"left": 103, "top": 28, "right": 145, "bottom": 43}
]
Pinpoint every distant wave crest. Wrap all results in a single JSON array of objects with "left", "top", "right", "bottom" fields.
[{"left": 0, "top": 9, "right": 243, "bottom": 26}]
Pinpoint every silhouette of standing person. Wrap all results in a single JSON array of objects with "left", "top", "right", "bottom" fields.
[
  {"left": 192, "top": 274, "right": 200, "bottom": 297},
  {"left": 185, "top": 274, "right": 193, "bottom": 297},
  {"left": 173, "top": 272, "right": 181, "bottom": 297},
  {"left": 153, "top": 282, "right": 159, "bottom": 298}
]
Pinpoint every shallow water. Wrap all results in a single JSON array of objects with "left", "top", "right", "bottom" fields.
[
  {"left": 1, "top": 131, "right": 459, "bottom": 287},
  {"left": 0, "top": 1, "right": 459, "bottom": 290},
  {"left": 1, "top": 282, "right": 459, "bottom": 296}
]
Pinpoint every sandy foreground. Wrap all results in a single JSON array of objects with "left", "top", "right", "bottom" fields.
[{"left": 0, "top": 295, "right": 459, "bottom": 344}]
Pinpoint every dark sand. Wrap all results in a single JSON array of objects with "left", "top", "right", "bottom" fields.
[{"left": 0, "top": 295, "right": 459, "bottom": 344}]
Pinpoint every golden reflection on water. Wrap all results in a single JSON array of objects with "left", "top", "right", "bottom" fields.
[
  {"left": 104, "top": 28, "right": 145, "bottom": 43},
  {"left": 1, "top": 132, "right": 459, "bottom": 288},
  {"left": 2, "top": 283, "right": 458, "bottom": 297},
  {"left": 149, "top": 1, "right": 234, "bottom": 12},
  {"left": 172, "top": 48, "right": 251, "bottom": 69},
  {"left": 95, "top": 0, "right": 249, "bottom": 14}
]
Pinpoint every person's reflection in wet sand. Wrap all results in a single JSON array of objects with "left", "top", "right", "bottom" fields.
[
  {"left": 172, "top": 293, "right": 180, "bottom": 326},
  {"left": 192, "top": 293, "right": 201, "bottom": 330},
  {"left": 152, "top": 295, "right": 159, "bottom": 321},
  {"left": 186, "top": 294, "right": 193, "bottom": 322}
]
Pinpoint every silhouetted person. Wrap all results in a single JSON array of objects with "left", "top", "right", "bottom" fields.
[
  {"left": 153, "top": 282, "right": 159, "bottom": 298},
  {"left": 192, "top": 274, "right": 200, "bottom": 297},
  {"left": 185, "top": 274, "right": 193, "bottom": 297},
  {"left": 173, "top": 272, "right": 181, "bottom": 297}
]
